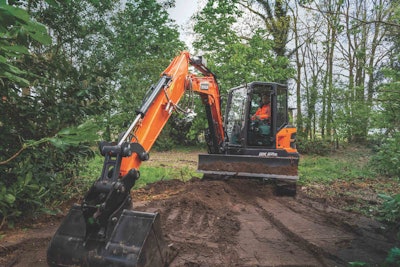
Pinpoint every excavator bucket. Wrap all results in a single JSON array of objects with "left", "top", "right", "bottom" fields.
[
  {"left": 197, "top": 153, "right": 299, "bottom": 180},
  {"left": 47, "top": 205, "right": 170, "bottom": 267}
]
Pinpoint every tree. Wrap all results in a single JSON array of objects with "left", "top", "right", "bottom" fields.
[
  {"left": 0, "top": 3, "right": 50, "bottom": 86},
  {"left": 193, "top": 0, "right": 294, "bottom": 90},
  {"left": 370, "top": 0, "right": 400, "bottom": 174},
  {"left": 0, "top": 0, "right": 185, "bottom": 227},
  {"left": 108, "top": 0, "right": 185, "bottom": 139},
  {"left": 240, "top": 0, "right": 291, "bottom": 58},
  {"left": 296, "top": 0, "right": 395, "bottom": 143}
]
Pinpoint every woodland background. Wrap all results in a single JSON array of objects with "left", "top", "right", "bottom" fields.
[{"left": 0, "top": 0, "right": 399, "bottom": 232}]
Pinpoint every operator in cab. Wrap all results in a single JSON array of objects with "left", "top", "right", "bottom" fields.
[{"left": 252, "top": 94, "right": 271, "bottom": 122}]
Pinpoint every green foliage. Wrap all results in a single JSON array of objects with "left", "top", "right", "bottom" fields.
[
  {"left": 348, "top": 262, "right": 367, "bottom": 267},
  {"left": 106, "top": 0, "right": 185, "bottom": 136},
  {"left": 370, "top": 10, "right": 400, "bottom": 177},
  {"left": 0, "top": 3, "right": 51, "bottom": 86},
  {"left": 378, "top": 193, "right": 400, "bottom": 225},
  {"left": 154, "top": 128, "right": 176, "bottom": 151},
  {"left": 155, "top": 108, "right": 204, "bottom": 150},
  {"left": 0, "top": 133, "right": 94, "bottom": 227},
  {"left": 371, "top": 133, "right": 400, "bottom": 178},
  {"left": 334, "top": 96, "right": 371, "bottom": 143},
  {"left": 0, "top": 0, "right": 187, "bottom": 228},
  {"left": 297, "top": 138, "right": 332, "bottom": 156},
  {"left": 193, "top": 0, "right": 241, "bottom": 54},
  {"left": 386, "top": 247, "right": 400, "bottom": 266}
]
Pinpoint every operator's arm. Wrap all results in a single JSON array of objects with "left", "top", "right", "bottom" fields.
[{"left": 252, "top": 104, "right": 271, "bottom": 121}]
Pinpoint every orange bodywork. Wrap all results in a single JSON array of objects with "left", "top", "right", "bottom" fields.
[
  {"left": 119, "top": 51, "right": 224, "bottom": 176},
  {"left": 276, "top": 126, "right": 297, "bottom": 154}
]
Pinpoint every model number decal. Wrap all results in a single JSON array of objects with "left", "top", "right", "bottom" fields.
[{"left": 259, "top": 152, "right": 278, "bottom": 157}]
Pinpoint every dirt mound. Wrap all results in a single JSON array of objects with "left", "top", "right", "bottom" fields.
[{"left": 1, "top": 178, "right": 397, "bottom": 267}]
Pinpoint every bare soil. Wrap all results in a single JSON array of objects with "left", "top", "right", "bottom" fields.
[{"left": 0, "top": 151, "right": 398, "bottom": 267}]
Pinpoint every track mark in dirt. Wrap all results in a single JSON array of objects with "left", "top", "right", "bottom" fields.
[
  {"left": 256, "top": 198, "right": 349, "bottom": 266},
  {"left": 256, "top": 196, "right": 395, "bottom": 266},
  {"left": 286, "top": 195, "right": 397, "bottom": 261},
  {"left": 138, "top": 180, "right": 243, "bottom": 266},
  {"left": 234, "top": 203, "right": 322, "bottom": 266}
]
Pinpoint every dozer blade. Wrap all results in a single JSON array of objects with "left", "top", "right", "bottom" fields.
[
  {"left": 47, "top": 205, "right": 169, "bottom": 267},
  {"left": 198, "top": 154, "right": 299, "bottom": 180}
]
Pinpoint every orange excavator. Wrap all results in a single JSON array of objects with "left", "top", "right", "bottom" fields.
[{"left": 47, "top": 51, "right": 299, "bottom": 266}]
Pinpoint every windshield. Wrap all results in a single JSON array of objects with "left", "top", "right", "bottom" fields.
[
  {"left": 226, "top": 87, "right": 247, "bottom": 144},
  {"left": 276, "top": 85, "right": 288, "bottom": 131}
]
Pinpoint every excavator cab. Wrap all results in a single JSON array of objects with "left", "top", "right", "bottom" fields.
[
  {"left": 226, "top": 82, "right": 290, "bottom": 149},
  {"left": 198, "top": 82, "right": 299, "bottom": 186}
]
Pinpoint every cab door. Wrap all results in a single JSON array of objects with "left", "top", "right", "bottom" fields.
[
  {"left": 224, "top": 86, "right": 248, "bottom": 146},
  {"left": 246, "top": 83, "right": 275, "bottom": 148}
]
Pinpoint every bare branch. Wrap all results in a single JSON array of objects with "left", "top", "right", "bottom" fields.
[
  {"left": 299, "top": 1, "right": 400, "bottom": 29},
  {"left": 0, "top": 146, "right": 26, "bottom": 165}
]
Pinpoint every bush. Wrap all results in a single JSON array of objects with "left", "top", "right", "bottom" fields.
[
  {"left": 386, "top": 247, "right": 400, "bottom": 266},
  {"left": 371, "top": 133, "right": 400, "bottom": 178},
  {"left": 297, "top": 138, "right": 332, "bottom": 156},
  {"left": 154, "top": 111, "right": 206, "bottom": 151},
  {"left": 378, "top": 194, "right": 400, "bottom": 226},
  {"left": 0, "top": 134, "right": 95, "bottom": 229},
  {"left": 378, "top": 194, "right": 400, "bottom": 266}
]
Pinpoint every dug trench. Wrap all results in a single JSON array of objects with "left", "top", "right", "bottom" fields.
[{"left": 0, "top": 178, "right": 397, "bottom": 267}]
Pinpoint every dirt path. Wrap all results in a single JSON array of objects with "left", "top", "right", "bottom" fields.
[
  {"left": 0, "top": 149, "right": 397, "bottom": 267},
  {"left": 134, "top": 179, "right": 394, "bottom": 266},
  {"left": 1, "top": 178, "right": 395, "bottom": 267}
]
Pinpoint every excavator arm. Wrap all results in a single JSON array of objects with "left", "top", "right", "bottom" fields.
[
  {"left": 47, "top": 51, "right": 225, "bottom": 267},
  {"left": 188, "top": 57, "right": 224, "bottom": 154}
]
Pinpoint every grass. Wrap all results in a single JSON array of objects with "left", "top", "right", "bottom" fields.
[
  {"left": 299, "top": 145, "right": 376, "bottom": 184},
  {"left": 136, "top": 165, "right": 199, "bottom": 188},
  {"left": 79, "top": 144, "right": 398, "bottom": 199},
  {"left": 81, "top": 145, "right": 378, "bottom": 188},
  {"left": 79, "top": 147, "right": 203, "bottom": 190},
  {"left": 298, "top": 145, "right": 400, "bottom": 220}
]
